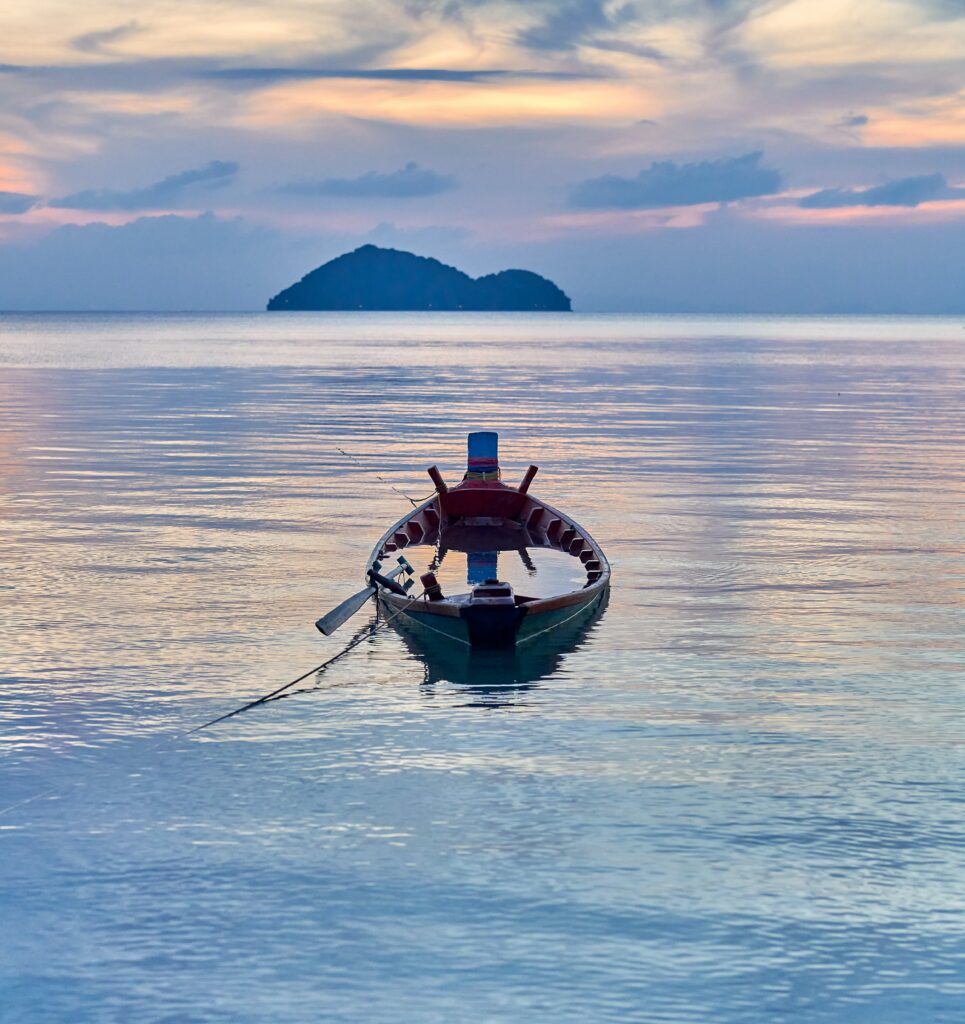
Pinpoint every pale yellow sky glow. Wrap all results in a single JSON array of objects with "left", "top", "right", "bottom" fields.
[{"left": 743, "top": 0, "right": 965, "bottom": 68}]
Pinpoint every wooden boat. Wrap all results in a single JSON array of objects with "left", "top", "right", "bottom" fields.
[{"left": 348, "top": 432, "right": 610, "bottom": 649}]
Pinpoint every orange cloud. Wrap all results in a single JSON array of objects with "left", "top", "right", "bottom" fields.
[
  {"left": 753, "top": 199, "right": 965, "bottom": 225},
  {"left": 65, "top": 91, "right": 200, "bottom": 117},
  {"left": 235, "top": 77, "right": 657, "bottom": 130},
  {"left": 0, "top": 133, "right": 38, "bottom": 194},
  {"left": 864, "top": 93, "right": 965, "bottom": 147},
  {"left": 0, "top": 163, "right": 34, "bottom": 193},
  {"left": 26, "top": 206, "right": 145, "bottom": 229}
]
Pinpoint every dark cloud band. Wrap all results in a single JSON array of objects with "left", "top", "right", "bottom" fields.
[
  {"left": 0, "top": 60, "right": 598, "bottom": 94},
  {"left": 0, "top": 191, "right": 38, "bottom": 214},
  {"left": 50, "top": 160, "right": 239, "bottom": 211},
  {"left": 279, "top": 162, "right": 457, "bottom": 199},
  {"left": 570, "top": 152, "right": 782, "bottom": 210},
  {"left": 71, "top": 20, "right": 142, "bottom": 55},
  {"left": 202, "top": 66, "right": 597, "bottom": 84},
  {"left": 799, "top": 173, "right": 965, "bottom": 208}
]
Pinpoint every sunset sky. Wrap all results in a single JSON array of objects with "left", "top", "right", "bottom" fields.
[{"left": 0, "top": 0, "right": 962, "bottom": 310}]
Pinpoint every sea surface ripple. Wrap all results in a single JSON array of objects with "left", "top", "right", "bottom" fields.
[{"left": 0, "top": 313, "right": 963, "bottom": 1023}]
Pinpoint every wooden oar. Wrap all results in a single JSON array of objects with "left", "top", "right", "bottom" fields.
[{"left": 315, "top": 558, "right": 412, "bottom": 636}]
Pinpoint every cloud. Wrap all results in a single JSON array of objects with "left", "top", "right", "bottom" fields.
[
  {"left": 71, "top": 20, "right": 142, "bottom": 54},
  {"left": 0, "top": 59, "right": 598, "bottom": 96},
  {"left": 202, "top": 66, "right": 594, "bottom": 85},
  {"left": 279, "top": 162, "right": 457, "bottom": 199},
  {"left": 515, "top": 0, "right": 665, "bottom": 58},
  {"left": 570, "top": 152, "right": 782, "bottom": 210},
  {"left": 912, "top": 0, "right": 965, "bottom": 20},
  {"left": 841, "top": 114, "right": 869, "bottom": 127},
  {"left": 799, "top": 172, "right": 965, "bottom": 208},
  {"left": 49, "top": 160, "right": 239, "bottom": 211},
  {"left": 588, "top": 38, "right": 666, "bottom": 61},
  {"left": 518, "top": 0, "right": 612, "bottom": 51},
  {"left": 0, "top": 191, "right": 38, "bottom": 214}
]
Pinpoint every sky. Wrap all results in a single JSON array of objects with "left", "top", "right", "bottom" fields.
[{"left": 0, "top": 0, "right": 962, "bottom": 311}]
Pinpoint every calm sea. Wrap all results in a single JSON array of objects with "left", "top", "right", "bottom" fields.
[{"left": 1, "top": 313, "right": 963, "bottom": 1023}]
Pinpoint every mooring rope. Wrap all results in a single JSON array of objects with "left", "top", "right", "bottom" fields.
[
  {"left": 0, "top": 593, "right": 424, "bottom": 820},
  {"left": 187, "top": 588, "right": 425, "bottom": 733},
  {"left": 1, "top": 449, "right": 436, "bottom": 819},
  {"left": 335, "top": 446, "right": 434, "bottom": 508}
]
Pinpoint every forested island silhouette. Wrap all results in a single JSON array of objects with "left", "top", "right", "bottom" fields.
[{"left": 266, "top": 245, "right": 571, "bottom": 311}]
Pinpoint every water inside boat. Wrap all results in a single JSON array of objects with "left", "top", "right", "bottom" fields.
[{"left": 410, "top": 542, "right": 588, "bottom": 601}]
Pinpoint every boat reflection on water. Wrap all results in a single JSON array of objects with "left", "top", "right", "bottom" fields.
[{"left": 390, "top": 588, "right": 609, "bottom": 707}]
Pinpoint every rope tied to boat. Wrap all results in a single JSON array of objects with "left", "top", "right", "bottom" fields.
[
  {"left": 187, "top": 586, "right": 426, "bottom": 733},
  {"left": 335, "top": 446, "right": 434, "bottom": 507}
]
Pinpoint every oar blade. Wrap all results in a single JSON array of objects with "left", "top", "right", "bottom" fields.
[
  {"left": 315, "top": 560, "right": 412, "bottom": 636},
  {"left": 315, "top": 586, "right": 375, "bottom": 635}
]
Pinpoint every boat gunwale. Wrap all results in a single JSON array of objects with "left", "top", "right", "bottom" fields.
[{"left": 365, "top": 488, "right": 611, "bottom": 619}]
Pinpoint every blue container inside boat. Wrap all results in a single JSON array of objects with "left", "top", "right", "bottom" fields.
[{"left": 468, "top": 431, "right": 498, "bottom": 473}]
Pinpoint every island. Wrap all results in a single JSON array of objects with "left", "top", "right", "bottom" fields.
[{"left": 266, "top": 245, "right": 571, "bottom": 312}]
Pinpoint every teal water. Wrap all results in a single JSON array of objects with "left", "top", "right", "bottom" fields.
[{"left": 1, "top": 313, "right": 963, "bottom": 1022}]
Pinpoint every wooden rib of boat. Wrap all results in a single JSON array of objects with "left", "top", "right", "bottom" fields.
[{"left": 365, "top": 432, "right": 610, "bottom": 649}]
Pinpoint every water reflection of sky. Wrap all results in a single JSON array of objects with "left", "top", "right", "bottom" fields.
[{"left": 1, "top": 314, "right": 963, "bottom": 1022}]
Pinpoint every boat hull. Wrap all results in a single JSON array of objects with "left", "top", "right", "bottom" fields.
[
  {"left": 378, "top": 580, "right": 609, "bottom": 650},
  {"left": 393, "top": 589, "right": 610, "bottom": 691}
]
